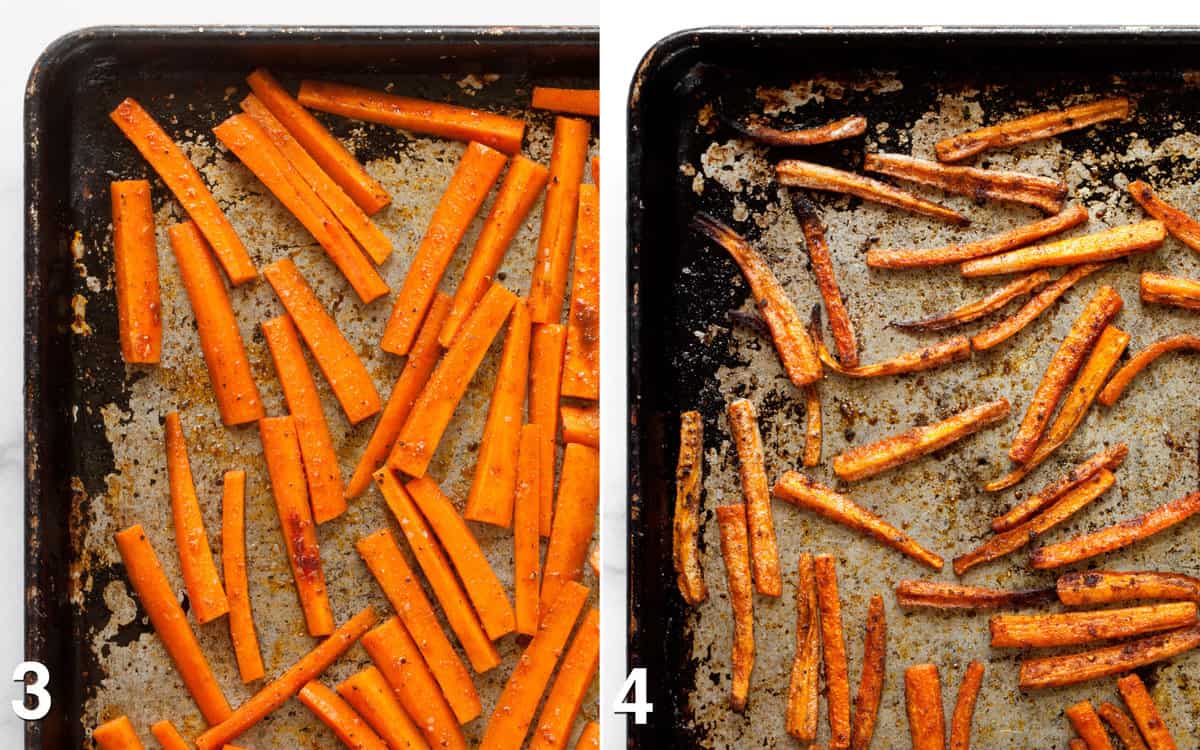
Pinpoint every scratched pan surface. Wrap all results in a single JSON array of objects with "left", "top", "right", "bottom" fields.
[
  {"left": 628, "top": 28, "right": 1200, "bottom": 749},
  {"left": 25, "top": 26, "right": 598, "bottom": 750}
]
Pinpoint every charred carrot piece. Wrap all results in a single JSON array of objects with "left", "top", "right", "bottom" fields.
[
  {"left": 962, "top": 222, "right": 1164, "bottom": 277},
  {"left": 814, "top": 555, "right": 850, "bottom": 749},
  {"left": 541, "top": 443, "right": 600, "bottom": 616},
  {"left": 299, "top": 680, "right": 389, "bottom": 750},
  {"left": 337, "top": 667, "right": 430, "bottom": 750},
  {"left": 110, "top": 98, "right": 255, "bottom": 284},
  {"left": 776, "top": 159, "right": 969, "bottom": 225},
  {"left": 1098, "top": 702, "right": 1150, "bottom": 750},
  {"left": 812, "top": 325, "right": 972, "bottom": 378},
  {"left": 530, "top": 323, "right": 567, "bottom": 535},
  {"left": 1057, "top": 570, "right": 1200, "bottom": 607},
  {"left": 786, "top": 553, "right": 820, "bottom": 742},
  {"left": 905, "top": 664, "right": 946, "bottom": 750},
  {"left": 532, "top": 87, "right": 600, "bottom": 117},
  {"left": 167, "top": 221, "right": 265, "bottom": 426},
  {"left": 895, "top": 580, "right": 1057, "bottom": 610},
  {"left": 195, "top": 606, "right": 379, "bottom": 750},
  {"left": 114, "top": 525, "right": 231, "bottom": 725},
  {"left": 971, "top": 262, "right": 1105, "bottom": 351},
  {"left": 149, "top": 721, "right": 188, "bottom": 750},
  {"left": 834, "top": 398, "right": 1010, "bottom": 482},
  {"left": 94, "top": 716, "right": 145, "bottom": 750},
  {"left": 381, "top": 142, "right": 507, "bottom": 355},
  {"left": 1067, "top": 701, "right": 1116, "bottom": 750},
  {"left": 514, "top": 424, "right": 543, "bottom": 635},
  {"left": 1140, "top": 270, "right": 1200, "bottom": 311},
  {"left": 111, "top": 180, "right": 161, "bottom": 363},
  {"left": 1127, "top": 180, "right": 1200, "bottom": 253},
  {"left": 949, "top": 661, "right": 984, "bottom": 750},
  {"left": 221, "top": 470, "right": 264, "bottom": 683},
  {"left": 561, "top": 404, "right": 599, "bottom": 449},
  {"left": 674, "top": 411, "right": 708, "bottom": 605},
  {"left": 794, "top": 195, "right": 859, "bottom": 366},
  {"left": 850, "top": 595, "right": 886, "bottom": 750},
  {"left": 529, "top": 117, "right": 591, "bottom": 323},
  {"left": 561, "top": 184, "right": 600, "bottom": 399},
  {"left": 891, "top": 272, "right": 1050, "bottom": 332},
  {"left": 1118, "top": 673, "right": 1178, "bottom": 750},
  {"left": 935, "top": 97, "right": 1131, "bottom": 162},
  {"left": 529, "top": 608, "right": 600, "bottom": 750},
  {"left": 1031, "top": 491, "right": 1200, "bottom": 569},
  {"left": 575, "top": 722, "right": 599, "bottom": 750},
  {"left": 247, "top": 69, "right": 390, "bottom": 215},
  {"left": 727, "top": 399, "right": 780, "bottom": 597},
  {"left": 991, "top": 602, "right": 1196, "bottom": 649},
  {"left": 803, "top": 384, "right": 822, "bottom": 467},
  {"left": 990, "top": 442, "right": 1128, "bottom": 526},
  {"left": 299, "top": 79, "right": 526, "bottom": 155},
  {"left": 1099, "top": 334, "right": 1200, "bottom": 406},
  {"left": 716, "top": 504, "right": 756, "bottom": 713},
  {"left": 863, "top": 152, "right": 1068, "bottom": 213},
  {"left": 725, "top": 114, "right": 867, "bottom": 147}
]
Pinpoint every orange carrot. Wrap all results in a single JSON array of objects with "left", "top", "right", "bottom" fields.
[
  {"left": 794, "top": 195, "right": 859, "bottom": 367},
  {"left": 150, "top": 720, "right": 188, "bottom": 750},
  {"left": 591, "top": 155, "right": 600, "bottom": 188},
  {"left": 109, "top": 98, "right": 255, "bottom": 285},
  {"left": 540, "top": 443, "right": 600, "bottom": 616},
  {"left": 336, "top": 667, "right": 430, "bottom": 750},
  {"left": 935, "top": 97, "right": 1131, "bottom": 162},
  {"left": 299, "top": 680, "right": 389, "bottom": 750},
  {"left": 576, "top": 722, "right": 599, "bottom": 750},
  {"left": 532, "top": 87, "right": 600, "bottom": 117},
  {"left": 561, "top": 404, "right": 599, "bottom": 448},
  {"left": 1066, "top": 701, "right": 1115, "bottom": 750},
  {"left": 561, "top": 184, "right": 600, "bottom": 399},
  {"left": 258, "top": 415, "right": 334, "bottom": 636},
  {"left": 529, "top": 607, "right": 601, "bottom": 750},
  {"left": 529, "top": 117, "right": 592, "bottom": 323},
  {"left": 803, "top": 384, "right": 822, "bottom": 467},
  {"left": 167, "top": 221, "right": 264, "bottom": 426},
  {"left": 246, "top": 69, "right": 390, "bottom": 215},
  {"left": 531, "top": 323, "right": 567, "bottom": 535},
  {"left": 514, "top": 424, "right": 543, "bottom": 635},
  {"left": 1099, "top": 334, "right": 1200, "bottom": 406},
  {"left": 904, "top": 664, "right": 946, "bottom": 750},
  {"left": 263, "top": 258, "right": 381, "bottom": 425},
  {"left": 949, "top": 661, "right": 985, "bottom": 750},
  {"left": 380, "top": 142, "right": 507, "bottom": 355},
  {"left": 1019, "top": 623, "right": 1200, "bottom": 689},
  {"left": 970, "top": 263, "right": 1105, "bottom": 351},
  {"left": 163, "top": 412, "right": 228, "bottom": 624},
  {"left": 727, "top": 398, "right": 781, "bottom": 597},
  {"left": 850, "top": 595, "right": 887, "bottom": 750},
  {"left": 1141, "top": 270, "right": 1200, "bottom": 311},
  {"left": 221, "top": 469, "right": 264, "bottom": 683},
  {"left": 115, "top": 525, "right": 231, "bottom": 725},
  {"left": 111, "top": 180, "right": 161, "bottom": 363},
  {"left": 1128, "top": 180, "right": 1200, "bottom": 252},
  {"left": 816, "top": 555, "right": 851, "bottom": 750},
  {"left": 1097, "top": 703, "right": 1149, "bottom": 750},
  {"left": 94, "top": 716, "right": 145, "bottom": 750},
  {"left": 1117, "top": 674, "right": 1178, "bottom": 750},
  {"left": 717, "top": 504, "right": 756, "bottom": 713}
]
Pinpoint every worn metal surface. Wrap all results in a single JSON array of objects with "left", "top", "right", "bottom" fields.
[
  {"left": 26, "top": 27, "right": 597, "bottom": 750},
  {"left": 629, "top": 29, "right": 1200, "bottom": 749}
]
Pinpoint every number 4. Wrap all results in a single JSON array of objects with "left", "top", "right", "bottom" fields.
[
  {"left": 12, "top": 662, "right": 50, "bottom": 721},
  {"left": 612, "top": 667, "right": 653, "bottom": 725}
]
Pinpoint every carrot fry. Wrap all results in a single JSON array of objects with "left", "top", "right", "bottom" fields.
[
  {"left": 949, "top": 661, "right": 984, "bottom": 750},
  {"left": 1140, "top": 270, "right": 1200, "bottom": 311},
  {"left": 337, "top": 667, "right": 430, "bottom": 750},
  {"left": 991, "top": 602, "right": 1196, "bottom": 649},
  {"left": 971, "top": 262, "right": 1105, "bottom": 351},
  {"left": 674, "top": 410, "right": 708, "bottom": 605},
  {"left": 1019, "top": 623, "right": 1200, "bottom": 689},
  {"left": 94, "top": 716, "right": 145, "bottom": 750},
  {"left": 1070, "top": 740, "right": 1090, "bottom": 750},
  {"left": 221, "top": 470, "right": 264, "bottom": 683},
  {"left": 786, "top": 554, "right": 821, "bottom": 742},
  {"left": 111, "top": 180, "right": 161, "bottom": 363},
  {"left": 247, "top": 69, "right": 390, "bottom": 215},
  {"left": 834, "top": 398, "right": 1010, "bottom": 482},
  {"left": 714, "top": 504, "right": 755, "bottom": 713},
  {"left": 725, "top": 114, "right": 867, "bottom": 147},
  {"left": 167, "top": 221, "right": 264, "bottom": 426},
  {"left": 480, "top": 582, "right": 590, "bottom": 750},
  {"left": 776, "top": 159, "right": 969, "bottom": 225},
  {"left": 299, "top": 79, "right": 526, "bottom": 155},
  {"left": 529, "top": 607, "right": 600, "bottom": 750},
  {"left": 773, "top": 472, "right": 944, "bottom": 570},
  {"left": 904, "top": 664, "right": 946, "bottom": 750},
  {"left": 530, "top": 323, "right": 568, "bottom": 535},
  {"left": 380, "top": 142, "right": 507, "bottom": 354},
  {"left": 1031, "top": 491, "right": 1200, "bottom": 569},
  {"left": 150, "top": 720, "right": 188, "bottom": 750},
  {"left": 346, "top": 293, "right": 451, "bottom": 499},
  {"left": 727, "top": 399, "right": 781, "bottom": 596},
  {"left": 540, "top": 443, "right": 600, "bottom": 616},
  {"left": 529, "top": 117, "right": 591, "bottom": 323},
  {"left": 240, "top": 93, "right": 393, "bottom": 265},
  {"left": 692, "top": 213, "right": 822, "bottom": 386},
  {"left": 867, "top": 204, "right": 1089, "bottom": 269},
  {"left": 1058, "top": 570, "right": 1200, "bottom": 607},
  {"left": 263, "top": 258, "right": 382, "bottom": 424},
  {"left": 864, "top": 152, "right": 1068, "bottom": 213},
  {"left": 803, "top": 384, "right": 822, "bottom": 467},
  {"left": 514, "top": 424, "right": 543, "bottom": 635},
  {"left": 811, "top": 320, "right": 972, "bottom": 378},
  {"left": 214, "top": 113, "right": 388, "bottom": 304},
  {"left": 1118, "top": 674, "right": 1178, "bottom": 750},
  {"left": 1100, "top": 334, "right": 1200, "bottom": 406},
  {"left": 115, "top": 525, "right": 231, "bottom": 724},
  {"left": 532, "top": 87, "right": 600, "bottom": 117},
  {"left": 1098, "top": 702, "right": 1150, "bottom": 750},
  {"left": 194, "top": 606, "right": 378, "bottom": 750},
  {"left": 464, "top": 299, "right": 532, "bottom": 527},
  {"left": 961, "top": 221, "right": 1164, "bottom": 277},
  {"left": 440, "top": 155, "right": 549, "bottom": 347},
  {"left": 793, "top": 195, "right": 859, "bottom": 366},
  {"left": 561, "top": 404, "right": 599, "bottom": 449},
  {"left": 891, "top": 271, "right": 1050, "bottom": 332},
  {"left": 813, "top": 555, "right": 850, "bottom": 749},
  {"left": 850, "top": 595, "right": 887, "bottom": 750},
  {"left": 355, "top": 528, "right": 481, "bottom": 723},
  {"left": 299, "top": 681, "right": 389, "bottom": 750},
  {"left": 1067, "top": 701, "right": 1116, "bottom": 750},
  {"left": 575, "top": 722, "right": 599, "bottom": 750},
  {"left": 110, "top": 98, "right": 255, "bottom": 284},
  {"left": 935, "top": 97, "right": 1131, "bottom": 162},
  {"left": 561, "top": 184, "right": 600, "bottom": 398},
  {"left": 896, "top": 580, "right": 1056, "bottom": 609},
  {"left": 388, "top": 282, "right": 516, "bottom": 477},
  {"left": 361, "top": 617, "right": 467, "bottom": 750},
  {"left": 1127, "top": 179, "right": 1200, "bottom": 253}
]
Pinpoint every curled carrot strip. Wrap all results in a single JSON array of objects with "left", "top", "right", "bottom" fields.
[{"left": 1099, "top": 334, "right": 1200, "bottom": 406}]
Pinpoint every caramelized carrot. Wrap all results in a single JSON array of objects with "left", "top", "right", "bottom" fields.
[
  {"left": 111, "top": 180, "right": 161, "bottom": 363},
  {"left": 221, "top": 470, "right": 264, "bottom": 683},
  {"left": 149, "top": 720, "right": 188, "bottom": 750},
  {"left": 1057, "top": 570, "right": 1200, "bottom": 607},
  {"left": 674, "top": 411, "right": 708, "bottom": 604},
  {"left": 905, "top": 664, "right": 946, "bottom": 750},
  {"left": 850, "top": 595, "right": 887, "bottom": 750},
  {"left": 1066, "top": 701, "right": 1115, "bottom": 750},
  {"left": 803, "top": 384, "right": 822, "bottom": 467},
  {"left": 514, "top": 424, "right": 543, "bottom": 635},
  {"left": 990, "top": 444, "right": 1129, "bottom": 533},
  {"left": 529, "top": 117, "right": 591, "bottom": 323},
  {"left": 560, "top": 404, "right": 599, "bottom": 449},
  {"left": 1031, "top": 491, "right": 1200, "bottom": 569},
  {"left": 1140, "top": 270, "right": 1200, "bottom": 311},
  {"left": 715, "top": 504, "right": 756, "bottom": 713},
  {"left": 891, "top": 271, "right": 1050, "bottom": 332},
  {"left": 541, "top": 443, "right": 600, "bottom": 615},
  {"left": 813, "top": 327, "right": 971, "bottom": 378},
  {"left": 991, "top": 602, "right": 1197, "bottom": 649},
  {"left": 727, "top": 399, "right": 781, "bottom": 596},
  {"left": 1128, "top": 179, "right": 1200, "bottom": 253},
  {"left": 786, "top": 554, "right": 820, "bottom": 742},
  {"left": 815, "top": 555, "right": 850, "bottom": 750},
  {"left": 794, "top": 195, "right": 859, "bottom": 367},
  {"left": 561, "top": 184, "right": 600, "bottom": 398},
  {"left": 1019, "top": 623, "right": 1200, "bottom": 689},
  {"left": 863, "top": 152, "right": 1068, "bottom": 213},
  {"left": 948, "top": 661, "right": 984, "bottom": 750},
  {"left": 961, "top": 222, "right": 1164, "bottom": 277},
  {"left": 936, "top": 97, "right": 1131, "bottom": 162},
  {"left": 1117, "top": 673, "right": 1178, "bottom": 750},
  {"left": 337, "top": 667, "right": 430, "bottom": 750},
  {"left": 970, "top": 263, "right": 1105, "bottom": 351},
  {"left": 1099, "top": 334, "right": 1200, "bottom": 406},
  {"left": 94, "top": 716, "right": 145, "bottom": 750},
  {"left": 299, "top": 681, "right": 389, "bottom": 750},
  {"left": 530, "top": 323, "right": 568, "bottom": 534},
  {"left": 777, "top": 160, "right": 969, "bottom": 225},
  {"left": 532, "top": 87, "right": 600, "bottom": 117},
  {"left": 895, "top": 580, "right": 1057, "bottom": 610},
  {"left": 1098, "top": 703, "right": 1149, "bottom": 750},
  {"left": 726, "top": 114, "right": 868, "bottom": 147},
  {"left": 529, "top": 608, "right": 600, "bottom": 750}
]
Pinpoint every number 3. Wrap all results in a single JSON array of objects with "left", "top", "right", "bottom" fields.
[{"left": 12, "top": 662, "right": 50, "bottom": 721}]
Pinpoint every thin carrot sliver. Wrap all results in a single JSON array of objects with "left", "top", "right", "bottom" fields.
[
  {"left": 299, "top": 680, "right": 389, "bottom": 750},
  {"left": 540, "top": 443, "right": 600, "bottom": 615},
  {"left": 532, "top": 87, "right": 600, "bottom": 117},
  {"left": 150, "top": 720, "right": 188, "bottom": 750},
  {"left": 111, "top": 180, "right": 161, "bottom": 363},
  {"left": 529, "top": 117, "right": 592, "bottom": 323},
  {"left": 531, "top": 323, "right": 567, "bottom": 535},
  {"left": 816, "top": 555, "right": 851, "bottom": 750},
  {"left": 576, "top": 721, "right": 599, "bottom": 750},
  {"left": 514, "top": 424, "right": 543, "bottom": 636},
  {"left": 561, "top": 404, "right": 599, "bottom": 448},
  {"left": 529, "top": 607, "right": 600, "bottom": 750},
  {"left": 561, "top": 184, "right": 600, "bottom": 399},
  {"left": 221, "top": 469, "right": 264, "bottom": 683},
  {"left": 590, "top": 155, "right": 599, "bottom": 187},
  {"left": 949, "top": 661, "right": 985, "bottom": 750},
  {"left": 94, "top": 716, "right": 145, "bottom": 750},
  {"left": 337, "top": 666, "right": 430, "bottom": 750}
]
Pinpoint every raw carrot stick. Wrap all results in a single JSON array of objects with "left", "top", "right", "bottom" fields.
[
  {"left": 815, "top": 555, "right": 851, "bottom": 750},
  {"left": 561, "top": 184, "right": 600, "bottom": 399},
  {"left": 970, "top": 263, "right": 1105, "bottom": 351},
  {"left": 263, "top": 258, "right": 381, "bottom": 425},
  {"left": 262, "top": 314, "right": 346, "bottom": 524},
  {"left": 380, "top": 142, "right": 507, "bottom": 354},
  {"left": 480, "top": 582, "right": 590, "bottom": 750},
  {"left": 530, "top": 323, "right": 568, "bottom": 535},
  {"left": 1066, "top": 701, "right": 1116, "bottom": 750},
  {"left": 990, "top": 602, "right": 1197, "bottom": 649},
  {"left": 786, "top": 554, "right": 820, "bottom": 742},
  {"left": 949, "top": 661, "right": 984, "bottom": 750},
  {"left": 1140, "top": 270, "right": 1200, "bottom": 311},
  {"left": 1057, "top": 570, "right": 1200, "bottom": 607},
  {"left": 258, "top": 415, "right": 334, "bottom": 636},
  {"left": 674, "top": 410, "right": 708, "bottom": 605},
  {"left": 935, "top": 97, "right": 1131, "bottom": 162},
  {"left": 299, "top": 680, "right": 389, "bottom": 750},
  {"left": 532, "top": 87, "right": 600, "bottom": 117},
  {"left": 1031, "top": 491, "right": 1200, "bottom": 569},
  {"left": 440, "top": 155, "right": 550, "bottom": 347},
  {"left": 576, "top": 722, "right": 599, "bottom": 750},
  {"left": 299, "top": 79, "right": 527, "bottom": 155},
  {"left": 529, "top": 117, "right": 592, "bottom": 323},
  {"left": 1118, "top": 674, "right": 1177, "bottom": 750},
  {"left": 1099, "top": 334, "right": 1200, "bottom": 406},
  {"left": 1019, "top": 623, "right": 1200, "bottom": 689},
  {"left": 794, "top": 194, "right": 859, "bottom": 366},
  {"left": 163, "top": 412, "right": 229, "bottom": 624},
  {"left": 150, "top": 720, "right": 188, "bottom": 750},
  {"left": 110, "top": 98, "right": 255, "bottom": 284},
  {"left": 1128, "top": 180, "right": 1200, "bottom": 253},
  {"left": 115, "top": 525, "right": 232, "bottom": 725},
  {"left": 408, "top": 476, "right": 516, "bottom": 640},
  {"left": 777, "top": 159, "right": 969, "bottom": 225},
  {"left": 590, "top": 155, "right": 599, "bottom": 188},
  {"left": 213, "top": 113, "right": 388, "bottom": 304},
  {"left": 195, "top": 606, "right": 378, "bottom": 750},
  {"left": 529, "top": 607, "right": 600, "bottom": 750},
  {"left": 388, "top": 283, "right": 517, "bottom": 477},
  {"left": 513, "top": 424, "right": 544, "bottom": 635},
  {"left": 540, "top": 443, "right": 600, "bottom": 615},
  {"left": 246, "top": 69, "right": 390, "bottom": 215},
  {"left": 355, "top": 529, "right": 481, "bottom": 724},
  {"left": 167, "top": 221, "right": 264, "bottom": 426},
  {"left": 895, "top": 580, "right": 1057, "bottom": 610},
  {"left": 560, "top": 404, "right": 599, "bottom": 449},
  {"left": 241, "top": 93, "right": 393, "bottom": 265},
  {"left": 905, "top": 664, "right": 946, "bottom": 750},
  {"left": 111, "top": 180, "right": 161, "bottom": 363},
  {"left": 464, "top": 299, "right": 532, "bottom": 527},
  {"left": 727, "top": 399, "right": 781, "bottom": 596},
  {"left": 94, "top": 716, "right": 145, "bottom": 750},
  {"left": 337, "top": 667, "right": 430, "bottom": 750},
  {"left": 1098, "top": 703, "right": 1150, "bottom": 750},
  {"left": 803, "top": 384, "right": 822, "bottom": 467},
  {"left": 961, "top": 221, "right": 1165, "bottom": 277},
  {"left": 715, "top": 504, "right": 756, "bottom": 713},
  {"left": 850, "top": 595, "right": 887, "bottom": 750},
  {"left": 221, "top": 470, "right": 264, "bottom": 683},
  {"left": 346, "top": 292, "right": 451, "bottom": 499}
]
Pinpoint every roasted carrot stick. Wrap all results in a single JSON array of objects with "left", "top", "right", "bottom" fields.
[
  {"left": 715, "top": 504, "right": 756, "bottom": 713},
  {"left": 299, "top": 79, "right": 526, "bottom": 155},
  {"left": 167, "top": 221, "right": 264, "bottom": 426},
  {"left": 529, "top": 117, "right": 591, "bottom": 323},
  {"left": 561, "top": 184, "right": 600, "bottom": 398},
  {"left": 532, "top": 87, "right": 600, "bottom": 117},
  {"left": 692, "top": 213, "right": 822, "bottom": 386},
  {"left": 773, "top": 472, "right": 944, "bottom": 570},
  {"left": 991, "top": 602, "right": 1197, "bottom": 649},
  {"left": 1118, "top": 674, "right": 1177, "bottom": 750},
  {"left": 1031, "top": 491, "right": 1200, "bottom": 569},
  {"left": 833, "top": 398, "right": 1010, "bottom": 482},
  {"left": 1140, "top": 270, "right": 1200, "bottom": 311},
  {"left": 971, "top": 262, "right": 1105, "bottom": 351},
  {"left": 514, "top": 424, "right": 543, "bottom": 636},
  {"left": 776, "top": 159, "right": 969, "bottom": 225},
  {"left": 440, "top": 155, "right": 549, "bottom": 347},
  {"left": 895, "top": 580, "right": 1056, "bottom": 609},
  {"left": 948, "top": 661, "right": 984, "bottom": 750},
  {"left": 299, "top": 680, "right": 389, "bottom": 750},
  {"left": 727, "top": 399, "right": 781, "bottom": 597},
  {"left": 262, "top": 314, "right": 345, "bottom": 523},
  {"left": 561, "top": 404, "right": 599, "bottom": 449},
  {"left": 1099, "top": 334, "right": 1200, "bottom": 406},
  {"left": 540, "top": 443, "right": 600, "bottom": 616},
  {"left": 529, "top": 607, "right": 600, "bottom": 750},
  {"left": 576, "top": 722, "right": 599, "bottom": 750},
  {"left": 1067, "top": 701, "right": 1116, "bottom": 750},
  {"left": 221, "top": 470, "right": 264, "bottom": 683},
  {"left": 380, "top": 142, "right": 507, "bottom": 354},
  {"left": 149, "top": 720, "right": 188, "bottom": 750},
  {"left": 464, "top": 299, "right": 531, "bottom": 527},
  {"left": 1057, "top": 570, "right": 1200, "bottom": 607},
  {"left": 814, "top": 555, "right": 850, "bottom": 750},
  {"left": 674, "top": 410, "right": 707, "bottom": 605},
  {"left": 1019, "top": 622, "right": 1200, "bottom": 689},
  {"left": 786, "top": 553, "right": 820, "bottom": 742},
  {"left": 891, "top": 272, "right": 1050, "bottom": 332},
  {"left": 247, "top": 69, "right": 390, "bottom": 215},
  {"left": 725, "top": 114, "right": 868, "bottom": 147},
  {"left": 905, "top": 664, "right": 945, "bottom": 750},
  {"left": 263, "top": 258, "right": 381, "bottom": 424},
  {"left": 1127, "top": 179, "right": 1200, "bottom": 253},
  {"left": 110, "top": 98, "right": 255, "bottom": 284},
  {"left": 336, "top": 666, "right": 430, "bottom": 750},
  {"left": 111, "top": 180, "right": 161, "bottom": 363},
  {"left": 115, "top": 525, "right": 231, "bottom": 724},
  {"left": 480, "top": 582, "right": 590, "bottom": 750},
  {"left": 794, "top": 194, "right": 858, "bottom": 366},
  {"left": 803, "top": 384, "right": 822, "bottom": 467},
  {"left": 962, "top": 222, "right": 1164, "bottom": 277},
  {"left": 812, "top": 325, "right": 972, "bottom": 378},
  {"left": 213, "top": 113, "right": 388, "bottom": 304},
  {"left": 195, "top": 606, "right": 379, "bottom": 750},
  {"left": 850, "top": 595, "right": 886, "bottom": 750},
  {"left": 935, "top": 97, "right": 1131, "bottom": 162},
  {"left": 1098, "top": 703, "right": 1149, "bottom": 750},
  {"left": 94, "top": 716, "right": 145, "bottom": 750},
  {"left": 530, "top": 322, "right": 567, "bottom": 535},
  {"left": 864, "top": 152, "right": 1068, "bottom": 213},
  {"left": 259, "top": 415, "right": 334, "bottom": 636}
]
